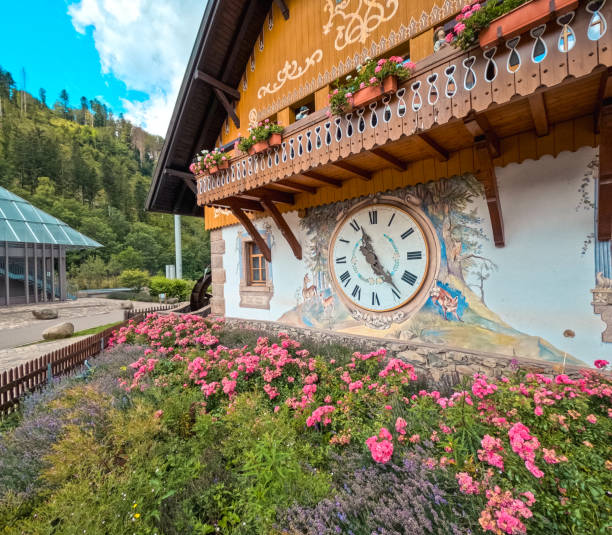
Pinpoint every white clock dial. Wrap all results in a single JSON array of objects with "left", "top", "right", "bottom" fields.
[{"left": 330, "top": 203, "right": 429, "bottom": 313}]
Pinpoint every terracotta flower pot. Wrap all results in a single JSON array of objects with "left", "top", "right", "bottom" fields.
[
  {"left": 353, "top": 76, "right": 398, "bottom": 108},
  {"left": 218, "top": 160, "right": 229, "bottom": 170},
  {"left": 268, "top": 133, "right": 282, "bottom": 147},
  {"left": 248, "top": 146, "right": 256, "bottom": 156},
  {"left": 382, "top": 75, "right": 398, "bottom": 94},
  {"left": 209, "top": 166, "right": 219, "bottom": 174},
  {"left": 479, "top": 0, "right": 578, "bottom": 49},
  {"left": 253, "top": 140, "right": 269, "bottom": 153}
]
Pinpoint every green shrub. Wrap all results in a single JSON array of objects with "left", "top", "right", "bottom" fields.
[
  {"left": 117, "top": 269, "right": 150, "bottom": 291},
  {"left": 148, "top": 276, "right": 194, "bottom": 300}
]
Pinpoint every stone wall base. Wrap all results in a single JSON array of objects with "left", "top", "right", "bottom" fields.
[
  {"left": 210, "top": 229, "right": 226, "bottom": 317},
  {"left": 221, "top": 317, "right": 586, "bottom": 387}
]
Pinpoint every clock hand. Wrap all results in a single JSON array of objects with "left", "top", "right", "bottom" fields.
[{"left": 359, "top": 228, "right": 401, "bottom": 293}]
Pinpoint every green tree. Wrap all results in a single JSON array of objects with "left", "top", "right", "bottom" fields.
[
  {"left": 118, "top": 269, "right": 150, "bottom": 291},
  {"left": 57, "top": 89, "right": 70, "bottom": 119}
]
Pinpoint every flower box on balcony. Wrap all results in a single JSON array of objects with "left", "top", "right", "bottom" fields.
[
  {"left": 268, "top": 133, "right": 282, "bottom": 147},
  {"left": 250, "top": 140, "right": 270, "bottom": 154},
  {"left": 218, "top": 160, "right": 229, "bottom": 170},
  {"left": 353, "top": 76, "right": 398, "bottom": 108},
  {"left": 209, "top": 166, "right": 219, "bottom": 174},
  {"left": 479, "top": 0, "right": 578, "bottom": 49}
]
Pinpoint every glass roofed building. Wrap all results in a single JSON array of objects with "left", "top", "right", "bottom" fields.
[{"left": 0, "top": 186, "right": 101, "bottom": 306}]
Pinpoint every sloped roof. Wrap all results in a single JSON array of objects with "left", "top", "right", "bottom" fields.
[
  {"left": 146, "top": 0, "right": 274, "bottom": 216},
  {"left": 0, "top": 187, "right": 102, "bottom": 248}
]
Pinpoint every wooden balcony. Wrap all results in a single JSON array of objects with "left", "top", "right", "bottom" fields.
[{"left": 196, "top": 1, "right": 611, "bottom": 222}]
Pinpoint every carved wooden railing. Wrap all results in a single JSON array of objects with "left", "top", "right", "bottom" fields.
[{"left": 196, "top": 0, "right": 610, "bottom": 206}]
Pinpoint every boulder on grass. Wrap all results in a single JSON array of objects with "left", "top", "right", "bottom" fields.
[
  {"left": 32, "top": 308, "right": 59, "bottom": 320},
  {"left": 42, "top": 322, "right": 74, "bottom": 340},
  {"left": 120, "top": 301, "right": 134, "bottom": 310}
]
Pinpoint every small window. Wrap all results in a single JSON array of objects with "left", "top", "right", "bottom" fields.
[{"left": 247, "top": 242, "right": 267, "bottom": 285}]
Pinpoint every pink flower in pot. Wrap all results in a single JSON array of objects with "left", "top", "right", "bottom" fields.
[
  {"left": 369, "top": 77, "right": 377, "bottom": 84},
  {"left": 360, "top": 82, "right": 366, "bottom": 89},
  {"left": 374, "top": 65, "right": 382, "bottom": 73}
]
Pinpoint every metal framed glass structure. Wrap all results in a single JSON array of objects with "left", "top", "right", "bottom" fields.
[{"left": 0, "top": 187, "right": 101, "bottom": 306}]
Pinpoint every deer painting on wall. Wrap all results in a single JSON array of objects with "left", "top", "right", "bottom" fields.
[{"left": 302, "top": 274, "right": 318, "bottom": 301}]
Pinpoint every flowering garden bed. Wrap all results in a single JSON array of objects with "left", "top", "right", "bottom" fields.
[{"left": 0, "top": 314, "right": 610, "bottom": 534}]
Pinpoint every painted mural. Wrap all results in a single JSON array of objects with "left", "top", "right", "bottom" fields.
[{"left": 222, "top": 147, "right": 610, "bottom": 366}]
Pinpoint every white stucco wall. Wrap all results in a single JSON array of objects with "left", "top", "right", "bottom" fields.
[
  {"left": 219, "top": 147, "right": 610, "bottom": 365},
  {"left": 476, "top": 146, "right": 608, "bottom": 364}
]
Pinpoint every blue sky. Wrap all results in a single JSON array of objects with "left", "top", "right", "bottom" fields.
[{"left": 0, "top": 0, "right": 206, "bottom": 136}]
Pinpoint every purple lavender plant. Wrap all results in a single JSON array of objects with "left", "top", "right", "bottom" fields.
[
  {"left": 0, "top": 346, "right": 141, "bottom": 501},
  {"left": 279, "top": 450, "right": 476, "bottom": 535}
]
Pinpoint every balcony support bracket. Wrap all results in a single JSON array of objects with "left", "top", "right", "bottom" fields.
[
  {"left": 261, "top": 198, "right": 302, "bottom": 260},
  {"left": 228, "top": 201, "right": 272, "bottom": 262},
  {"left": 464, "top": 115, "right": 500, "bottom": 158},
  {"left": 475, "top": 138, "right": 505, "bottom": 247}
]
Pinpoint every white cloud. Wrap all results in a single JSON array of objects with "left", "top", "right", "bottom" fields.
[{"left": 68, "top": 0, "right": 205, "bottom": 135}]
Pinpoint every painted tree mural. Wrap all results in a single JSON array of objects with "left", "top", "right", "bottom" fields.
[{"left": 406, "top": 175, "right": 496, "bottom": 285}]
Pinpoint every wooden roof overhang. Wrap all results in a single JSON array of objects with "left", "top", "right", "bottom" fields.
[
  {"left": 145, "top": 0, "right": 275, "bottom": 217},
  {"left": 196, "top": 1, "right": 612, "bottom": 258}
]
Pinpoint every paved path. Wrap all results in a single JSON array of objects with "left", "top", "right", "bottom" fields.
[
  {"left": 0, "top": 298, "right": 161, "bottom": 373},
  {"left": 0, "top": 336, "right": 90, "bottom": 374}
]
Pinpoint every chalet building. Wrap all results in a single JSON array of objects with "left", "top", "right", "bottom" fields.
[
  {"left": 147, "top": 0, "right": 612, "bottom": 366},
  {"left": 0, "top": 187, "right": 101, "bottom": 306}
]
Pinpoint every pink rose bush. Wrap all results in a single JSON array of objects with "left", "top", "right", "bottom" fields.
[{"left": 106, "top": 314, "right": 612, "bottom": 534}]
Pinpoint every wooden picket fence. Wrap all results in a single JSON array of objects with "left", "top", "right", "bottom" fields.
[
  {"left": 0, "top": 304, "right": 180, "bottom": 415},
  {"left": 124, "top": 303, "right": 179, "bottom": 320}
]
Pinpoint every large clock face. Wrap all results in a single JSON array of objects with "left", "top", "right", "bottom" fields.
[{"left": 329, "top": 202, "right": 430, "bottom": 313}]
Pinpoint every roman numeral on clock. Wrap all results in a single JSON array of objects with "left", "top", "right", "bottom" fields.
[
  {"left": 336, "top": 256, "right": 346, "bottom": 264},
  {"left": 402, "top": 270, "right": 417, "bottom": 285},
  {"left": 368, "top": 210, "right": 377, "bottom": 224},
  {"left": 340, "top": 271, "right": 351, "bottom": 286},
  {"left": 387, "top": 213, "right": 395, "bottom": 227},
  {"left": 406, "top": 251, "right": 422, "bottom": 260},
  {"left": 339, "top": 238, "right": 349, "bottom": 244},
  {"left": 352, "top": 285, "right": 361, "bottom": 300},
  {"left": 371, "top": 292, "right": 380, "bottom": 306},
  {"left": 391, "top": 288, "right": 401, "bottom": 300},
  {"left": 349, "top": 219, "right": 360, "bottom": 232},
  {"left": 401, "top": 228, "right": 414, "bottom": 239}
]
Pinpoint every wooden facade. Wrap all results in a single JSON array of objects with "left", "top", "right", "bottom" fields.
[{"left": 195, "top": 0, "right": 611, "bottom": 248}]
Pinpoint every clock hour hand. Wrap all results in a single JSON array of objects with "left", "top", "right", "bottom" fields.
[{"left": 359, "top": 229, "right": 400, "bottom": 293}]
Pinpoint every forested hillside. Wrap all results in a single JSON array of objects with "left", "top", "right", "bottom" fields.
[{"left": 0, "top": 66, "right": 209, "bottom": 286}]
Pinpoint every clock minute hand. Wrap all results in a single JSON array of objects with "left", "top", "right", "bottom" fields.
[{"left": 359, "top": 229, "right": 400, "bottom": 293}]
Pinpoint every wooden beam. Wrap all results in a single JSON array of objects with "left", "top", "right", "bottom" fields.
[
  {"left": 463, "top": 115, "right": 500, "bottom": 158},
  {"left": 475, "top": 138, "right": 505, "bottom": 247},
  {"left": 213, "top": 87, "right": 240, "bottom": 129},
  {"left": 369, "top": 148, "right": 407, "bottom": 171},
  {"left": 241, "top": 189, "right": 295, "bottom": 205},
  {"left": 527, "top": 92, "right": 549, "bottom": 137},
  {"left": 330, "top": 161, "right": 372, "bottom": 180},
  {"left": 181, "top": 176, "right": 197, "bottom": 195},
  {"left": 278, "top": 180, "right": 317, "bottom": 194},
  {"left": 261, "top": 198, "right": 302, "bottom": 259},
  {"left": 193, "top": 70, "right": 241, "bottom": 100},
  {"left": 595, "top": 67, "right": 612, "bottom": 133},
  {"left": 165, "top": 168, "right": 195, "bottom": 181},
  {"left": 228, "top": 203, "right": 271, "bottom": 262},
  {"left": 274, "top": 0, "right": 290, "bottom": 20},
  {"left": 417, "top": 133, "right": 449, "bottom": 161},
  {"left": 598, "top": 103, "right": 612, "bottom": 240},
  {"left": 218, "top": 197, "right": 265, "bottom": 212},
  {"left": 300, "top": 171, "right": 342, "bottom": 188}
]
